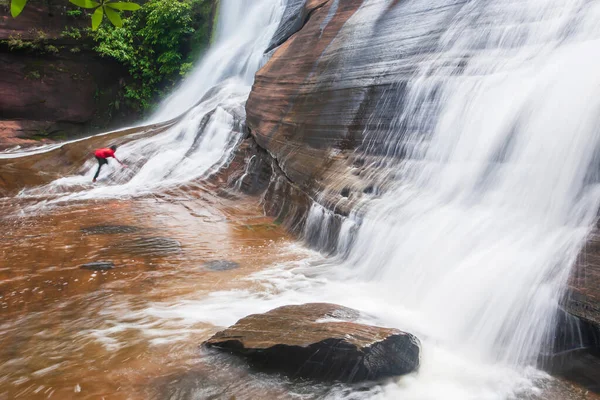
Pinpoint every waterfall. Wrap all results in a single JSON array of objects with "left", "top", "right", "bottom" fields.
[
  {"left": 14, "top": 0, "right": 285, "bottom": 202},
  {"left": 3, "top": 0, "right": 600, "bottom": 397},
  {"left": 324, "top": 0, "right": 600, "bottom": 373}
]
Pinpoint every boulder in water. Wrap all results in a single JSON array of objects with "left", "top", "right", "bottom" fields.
[
  {"left": 203, "top": 303, "right": 420, "bottom": 382},
  {"left": 80, "top": 261, "right": 114, "bottom": 271}
]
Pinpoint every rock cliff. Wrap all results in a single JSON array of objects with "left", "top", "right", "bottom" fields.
[
  {"left": 0, "top": 1, "right": 134, "bottom": 148},
  {"left": 245, "top": 0, "right": 600, "bottom": 360}
]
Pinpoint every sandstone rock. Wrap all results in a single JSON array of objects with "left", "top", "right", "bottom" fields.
[
  {"left": 0, "top": 120, "right": 176, "bottom": 196},
  {"left": 80, "top": 261, "right": 114, "bottom": 271},
  {"left": 204, "top": 303, "right": 420, "bottom": 382},
  {"left": 247, "top": 0, "right": 478, "bottom": 216},
  {"left": 563, "top": 232, "right": 600, "bottom": 329}
]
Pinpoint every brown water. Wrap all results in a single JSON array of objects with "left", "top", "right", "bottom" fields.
[
  {"left": 0, "top": 187, "right": 315, "bottom": 400},
  {"left": 1, "top": 180, "right": 598, "bottom": 399}
]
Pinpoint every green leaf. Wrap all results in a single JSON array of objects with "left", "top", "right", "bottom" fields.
[
  {"left": 69, "top": 0, "right": 100, "bottom": 9},
  {"left": 11, "top": 0, "right": 28, "bottom": 18},
  {"left": 91, "top": 7, "right": 104, "bottom": 31},
  {"left": 105, "top": 2, "right": 141, "bottom": 11},
  {"left": 104, "top": 6, "right": 123, "bottom": 28}
]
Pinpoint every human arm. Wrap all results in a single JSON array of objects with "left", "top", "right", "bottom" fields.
[{"left": 113, "top": 156, "right": 127, "bottom": 168}]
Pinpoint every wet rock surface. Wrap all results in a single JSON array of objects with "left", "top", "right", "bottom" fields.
[
  {"left": 204, "top": 303, "right": 421, "bottom": 383},
  {"left": 205, "top": 260, "right": 240, "bottom": 271},
  {"left": 80, "top": 225, "right": 141, "bottom": 235},
  {"left": 80, "top": 261, "right": 115, "bottom": 271},
  {"left": 105, "top": 236, "right": 182, "bottom": 258},
  {"left": 565, "top": 232, "right": 600, "bottom": 329}
]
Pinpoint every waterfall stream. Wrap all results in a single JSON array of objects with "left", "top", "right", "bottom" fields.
[
  {"left": 11, "top": 0, "right": 285, "bottom": 203},
  {"left": 149, "top": 0, "right": 600, "bottom": 398},
  {"left": 1, "top": 0, "right": 600, "bottom": 398}
]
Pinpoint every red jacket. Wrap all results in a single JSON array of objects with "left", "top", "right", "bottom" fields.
[{"left": 94, "top": 148, "right": 115, "bottom": 159}]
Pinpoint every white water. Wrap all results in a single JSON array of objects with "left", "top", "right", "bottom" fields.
[
  {"left": 5, "top": 0, "right": 600, "bottom": 398},
  {"left": 125, "top": 0, "right": 600, "bottom": 399},
  {"left": 15, "top": 0, "right": 284, "bottom": 203}
]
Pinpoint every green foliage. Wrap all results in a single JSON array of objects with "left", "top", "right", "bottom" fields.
[
  {"left": 91, "top": 6, "right": 104, "bottom": 30},
  {"left": 44, "top": 44, "right": 59, "bottom": 54},
  {"left": 6, "top": 30, "right": 52, "bottom": 52},
  {"left": 10, "top": 0, "right": 26, "bottom": 17},
  {"left": 25, "top": 70, "right": 41, "bottom": 80},
  {"left": 61, "top": 27, "right": 83, "bottom": 39},
  {"left": 179, "top": 62, "right": 193, "bottom": 77},
  {"left": 10, "top": 0, "right": 141, "bottom": 30},
  {"left": 66, "top": 9, "right": 83, "bottom": 17},
  {"left": 93, "top": 0, "right": 213, "bottom": 111}
]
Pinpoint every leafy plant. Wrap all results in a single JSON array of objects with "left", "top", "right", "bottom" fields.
[
  {"left": 44, "top": 44, "right": 59, "bottom": 54},
  {"left": 61, "top": 27, "right": 82, "bottom": 39},
  {"left": 10, "top": 0, "right": 140, "bottom": 30},
  {"left": 66, "top": 9, "right": 83, "bottom": 17},
  {"left": 93, "top": 0, "right": 212, "bottom": 110}
]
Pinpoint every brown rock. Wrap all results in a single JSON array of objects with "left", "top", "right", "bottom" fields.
[
  {"left": 0, "top": 1, "right": 136, "bottom": 146},
  {"left": 204, "top": 303, "right": 421, "bottom": 382},
  {"left": 564, "top": 232, "right": 600, "bottom": 328}
]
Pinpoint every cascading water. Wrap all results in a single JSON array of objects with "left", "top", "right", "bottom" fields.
[
  {"left": 2, "top": 0, "right": 600, "bottom": 398},
  {"left": 336, "top": 0, "right": 600, "bottom": 365},
  {"left": 314, "top": 0, "right": 600, "bottom": 395},
  {"left": 13, "top": 0, "right": 284, "bottom": 203},
  {"left": 149, "top": 0, "right": 600, "bottom": 398}
]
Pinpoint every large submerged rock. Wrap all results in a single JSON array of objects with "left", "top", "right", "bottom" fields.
[{"left": 204, "top": 303, "right": 421, "bottom": 382}]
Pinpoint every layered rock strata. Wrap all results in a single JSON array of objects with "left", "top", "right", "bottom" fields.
[{"left": 246, "top": 0, "right": 600, "bottom": 339}]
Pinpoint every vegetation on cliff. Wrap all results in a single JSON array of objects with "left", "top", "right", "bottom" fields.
[
  {"left": 93, "top": 0, "right": 216, "bottom": 110},
  {"left": 10, "top": 0, "right": 142, "bottom": 30},
  {"left": 1, "top": 0, "right": 218, "bottom": 137}
]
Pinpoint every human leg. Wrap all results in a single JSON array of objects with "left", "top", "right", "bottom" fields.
[{"left": 93, "top": 156, "right": 107, "bottom": 181}]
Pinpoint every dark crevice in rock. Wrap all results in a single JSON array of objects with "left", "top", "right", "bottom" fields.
[{"left": 265, "top": 0, "right": 331, "bottom": 53}]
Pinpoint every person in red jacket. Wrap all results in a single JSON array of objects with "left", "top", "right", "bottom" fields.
[{"left": 92, "top": 145, "right": 126, "bottom": 182}]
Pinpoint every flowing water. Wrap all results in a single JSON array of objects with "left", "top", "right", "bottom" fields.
[{"left": 2, "top": 0, "right": 600, "bottom": 399}]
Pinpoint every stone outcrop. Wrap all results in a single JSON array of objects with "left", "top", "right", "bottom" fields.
[
  {"left": 247, "top": 0, "right": 456, "bottom": 215},
  {"left": 247, "top": 0, "right": 600, "bottom": 337},
  {"left": 0, "top": 1, "right": 135, "bottom": 148},
  {"left": 204, "top": 303, "right": 421, "bottom": 383}
]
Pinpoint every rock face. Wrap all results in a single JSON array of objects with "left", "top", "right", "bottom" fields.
[
  {"left": 204, "top": 303, "right": 421, "bottom": 382},
  {"left": 0, "top": 1, "right": 134, "bottom": 148},
  {"left": 247, "top": 0, "right": 600, "bottom": 335},
  {"left": 247, "top": 0, "right": 452, "bottom": 215},
  {"left": 564, "top": 232, "right": 600, "bottom": 329}
]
